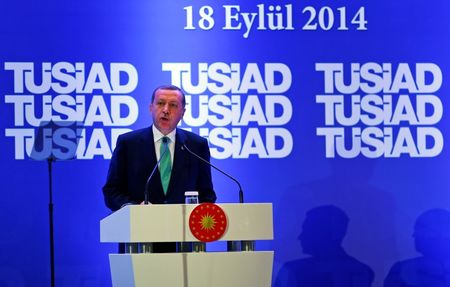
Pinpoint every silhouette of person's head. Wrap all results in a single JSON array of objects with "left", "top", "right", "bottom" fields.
[
  {"left": 299, "top": 205, "right": 349, "bottom": 257},
  {"left": 413, "top": 208, "right": 450, "bottom": 261}
]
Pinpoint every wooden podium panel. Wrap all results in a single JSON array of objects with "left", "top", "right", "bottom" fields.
[
  {"left": 100, "top": 203, "right": 273, "bottom": 242},
  {"left": 109, "top": 252, "right": 274, "bottom": 287}
]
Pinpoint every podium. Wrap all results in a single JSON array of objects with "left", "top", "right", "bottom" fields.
[{"left": 100, "top": 203, "right": 274, "bottom": 287}]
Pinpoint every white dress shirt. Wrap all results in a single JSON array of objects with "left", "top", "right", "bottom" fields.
[{"left": 152, "top": 125, "right": 176, "bottom": 164}]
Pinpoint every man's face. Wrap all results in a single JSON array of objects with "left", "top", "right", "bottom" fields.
[{"left": 150, "top": 88, "right": 185, "bottom": 135}]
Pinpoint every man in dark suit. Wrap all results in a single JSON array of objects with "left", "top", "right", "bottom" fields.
[{"left": 102, "top": 84, "right": 216, "bottom": 211}]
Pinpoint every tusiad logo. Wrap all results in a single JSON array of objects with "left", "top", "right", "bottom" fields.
[
  {"left": 163, "top": 62, "right": 294, "bottom": 159},
  {"left": 315, "top": 62, "right": 443, "bottom": 158},
  {"left": 3, "top": 62, "right": 138, "bottom": 160}
]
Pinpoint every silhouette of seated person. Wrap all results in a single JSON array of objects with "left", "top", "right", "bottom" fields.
[
  {"left": 384, "top": 208, "right": 450, "bottom": 287},
  {"left": 275, "top": 205, "right": 374, "bottom": 287}
]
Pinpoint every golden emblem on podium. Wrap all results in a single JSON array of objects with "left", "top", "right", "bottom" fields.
[{"left": 189, "top": 203, "right": 227, "bottom": 242}]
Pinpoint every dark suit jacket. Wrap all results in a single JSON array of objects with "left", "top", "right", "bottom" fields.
[{"left": 103, "top": 127, "right": 216, "bottom": 211}]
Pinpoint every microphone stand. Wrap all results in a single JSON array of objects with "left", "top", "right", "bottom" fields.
[
  {"left": 47, "top": 156, "right": 55, "bottom": 287},
  {"left": 182, "top": 144, "right": 244, "bottom": 203}
]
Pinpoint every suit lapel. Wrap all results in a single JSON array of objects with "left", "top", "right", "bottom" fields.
[
  {"left": 140, "top": 127, "right": 156, "bottom": 170},
  {"left": 140, "top": 127, "right": 165, "bottom": 199},
  {"left": 167, "top": 129, "right": 188, "bottom": 196}
]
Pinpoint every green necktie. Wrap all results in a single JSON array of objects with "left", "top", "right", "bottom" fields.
[{"left": 159, "top": 137, "right": 171, "bottom": 195}]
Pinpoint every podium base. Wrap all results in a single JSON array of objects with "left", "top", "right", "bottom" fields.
[{"left": 109, "top": 251, "right": 273, "bottom": 287}]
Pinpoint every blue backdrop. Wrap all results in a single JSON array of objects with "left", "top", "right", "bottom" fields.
[{"left": 1, "top": 0, "right": 449, "bottom": 286}]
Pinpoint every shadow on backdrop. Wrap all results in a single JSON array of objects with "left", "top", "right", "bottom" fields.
[
  {"left": 384, "top": 208, "right": 450, "bottom": 287},
  {"left": 275, "top": 205, "right": 374, "bottom": 287},
  {"left": 274, "top": 157, "right": 395, "bottom": 286}
]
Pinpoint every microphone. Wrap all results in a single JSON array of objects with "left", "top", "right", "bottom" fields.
[
  {"left": 144, "top": 137, "right": 170, "bottom": 204},
  {"left": 182, "top": 143, "right": 244, "bottom": 203}
]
